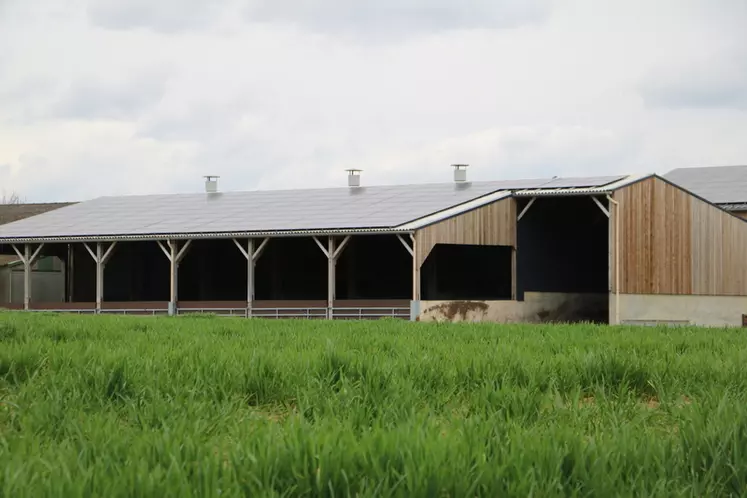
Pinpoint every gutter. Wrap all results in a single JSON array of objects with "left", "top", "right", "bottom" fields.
[{"left": 0, "top": 226, "right": 414, "bottom": 245}]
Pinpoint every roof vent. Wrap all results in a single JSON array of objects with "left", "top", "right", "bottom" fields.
[
  {"left": 204, "top": 175, "right": 219, "bottom": 193},
  {"left": 452, "top": 164, "right": 468, "bottom": 183},
  {"left": 346, "top": 169, "right": 362, "bottom": 187}
]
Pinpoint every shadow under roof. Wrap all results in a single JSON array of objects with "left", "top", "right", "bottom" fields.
[
  {"left": 664, "top": 165, "right": 747, "bottom": 205},
  {"left": 0, "top": 175, "right": 626, "bottom": 242}
]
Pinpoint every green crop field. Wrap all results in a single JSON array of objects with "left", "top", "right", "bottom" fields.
[{"left": 2, "top": 312, "right": 747, "bottom": 497}]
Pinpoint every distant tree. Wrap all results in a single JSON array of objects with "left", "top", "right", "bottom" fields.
[{"left": 1, "top": 190, "right": 23, "bottom": 204}]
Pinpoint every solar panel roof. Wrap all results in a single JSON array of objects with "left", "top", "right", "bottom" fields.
[
  {"left": 0, "top": 175, "right": 626, "bottom": 241},
  {"left": 664, "top": 165, "right": 747, "bottom": 204}
]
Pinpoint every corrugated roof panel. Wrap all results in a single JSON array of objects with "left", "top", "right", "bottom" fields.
[
  {"left": 538, "top": 175, "right": 626, "bottom": 189},
  {"left": 0, "top": 175, "right": 626, "bottom": 241},
  {"left": 664, "top": 165, "right": 747, "bottom": 204}
]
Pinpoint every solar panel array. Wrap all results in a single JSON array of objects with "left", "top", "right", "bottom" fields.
[
  {"left": 0, "top": 175, "right": 625, "bottom": 240},
  {"left": 664, "top": 165, "right": 747, "bottom": 204}
]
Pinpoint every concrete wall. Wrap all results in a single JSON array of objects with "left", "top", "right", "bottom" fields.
[
  {"left": 419, "top": 292, "right": 609, "bottom": 323},
  {"left": 0, "top": 267, "right": 65, "bottom": 304},
  {"left": 611, "top": 293, "right": 747, "bottom": 327}
]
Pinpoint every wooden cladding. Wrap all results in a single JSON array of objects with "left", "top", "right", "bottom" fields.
[
  {"left": 691, "top": 200, "right": 747, "bottom": 295},
  {"left": 414, "top": 197, "right": 516, "bottom": 269},
  {"left": 614, "top": 177, "right": 747, "bottom": 296}
]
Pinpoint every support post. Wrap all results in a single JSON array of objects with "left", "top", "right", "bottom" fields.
[
  {"left": 313, "top": 235, "right": 350, "bottom": 320},
  {"left": 158, "top": 240, "right": 191, "bottom": 316},
  {"left": 96, "top": 242, "right": 104, "bottom": 312},
  {"left": 607, "top": 195, "right": 620, "bottom": 325},
  {"left": 24, "top": 245, "right": 31, "bottom": 310},
  {"left": 397, "top": 234, "right": 419, "bottom": 320},
  {"left": 328, "top": 237, "right": 335, "bottom": 319},
  {"left": 84, "top": 241, "right": 117, "bottom": 313},
  {"left": 233, "top": 237, "right": 268, "bottom": 318},
  {"left": 411, "top": 234, "right": 420, "bottom": 302},
  {"left": 12, "top": 243, "right": 45, "bottom": 311},
  {"left": 511, "top": 247, "right": 517, "bottom": 300},
  {"left": 169, "top": 242, "right": 177, "bottom": 315},
  {"left": 247, "top": 239, "right": 254, "bottom": 317},
  {"left": 67, "top": 243, "right": 74, "bottom": 302}
]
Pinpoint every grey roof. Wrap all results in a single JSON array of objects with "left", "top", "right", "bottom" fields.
[
  {"left": 0, "top": 175, "right": 625, "bottom": 242},
  {"left": 664, "top": 165, "right": 747, "bottom": 204}
]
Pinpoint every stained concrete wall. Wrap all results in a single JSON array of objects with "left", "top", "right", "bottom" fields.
[
  {"left": 611, "top": 293, "right": 747, "bottom": 327},
  {"left": 419, "top": 292, "right": 609, "bottom": 323}
]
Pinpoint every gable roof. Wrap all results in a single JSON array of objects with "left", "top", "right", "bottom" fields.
[
  {"left": 0, "top": 175, "right": 627, "bottom": 243},
  {"left": 663, "top": 165, "right": 747, "bottom": 206}
]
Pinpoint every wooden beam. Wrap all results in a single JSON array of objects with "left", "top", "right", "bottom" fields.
[
  {"left": 253, "top": 238, "right": 269, "bottom": 262},
  {"left": 397, "top": 234, "right": 414, "bottom": 257},
  {"left": 175, "top": 240, "right": 192, "bottom": 264},
  {"left": 232, "top": 238, "right": 249, "bottom": 259},
  {"left": 591, "top": 196, "right": 610, "bottom": 217},
  {"left": 332, "top": 236, "right": 351, "bottom": 261},
  {"left": 101, "top": 241, "right": 118, "bottom": 265},
  {"left": 29, "top": 244, "right": 44, "bottom": 265},
  {"left": 84, "top": 242, "right": 97, "bottom": 261},
  {"left": 313, "top": 236, "right": 329, "bottom": 258},
  {"left": 156, "top": 240, "right": 171, "bottom": 261},
  {"left": 518, "top": 197, "right": 536, "bottom": 221},
  {"left": 11, "top": 244, "right": 24, "bottom": 264}
]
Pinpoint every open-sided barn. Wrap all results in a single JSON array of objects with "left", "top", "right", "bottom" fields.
[{"left": 1, "top": 167, "right": 746, "bottom": 326}]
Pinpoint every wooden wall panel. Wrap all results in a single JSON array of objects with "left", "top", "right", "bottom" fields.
[
  {"left": 614, "top": 176, "right": 747, "bottom": 296},
  {"left": 414, "top": 197, "right": 516, "bottom": 269}
]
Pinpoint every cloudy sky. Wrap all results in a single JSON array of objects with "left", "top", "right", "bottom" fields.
[{"left": 1, "top": 0, "right": 745, "bottom": 202}]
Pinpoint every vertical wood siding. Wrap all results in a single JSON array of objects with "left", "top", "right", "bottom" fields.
[
  {"left": 614, "top": 177, "right": 747, "bottom": 296},
  {"left": 414, "top": 197, "right": 516, "bottom": 269}
]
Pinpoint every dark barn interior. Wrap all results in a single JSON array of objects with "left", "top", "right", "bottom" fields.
[
  {"left": 421, "top": 243, "right": 513, "bottom": 300},
  {"left": 335, "top": 235, "right": 412, "bottom": 300},
  {"left": 516, "top": 196, "right": 609, "bottom": 300},
  {"left": 33, "top": 235, "right": 413, "bottom": 304}
]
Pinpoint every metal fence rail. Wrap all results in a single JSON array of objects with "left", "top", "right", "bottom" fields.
[
  {"left": 21, "top": 305, "right": 412, "bottom": 320},
  {"left": 251, "top": 307, "right": 329, "bottom": 319},
  {"left": 331, "top": 307, "right": 411, "bottom": 320},
  {"left": 177, "top": 307, "right": 248, "bottom": 317}
]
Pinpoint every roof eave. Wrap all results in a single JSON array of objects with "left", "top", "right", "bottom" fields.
[{"left": 0, "top": 226, "right": 415, "bottom": 245}]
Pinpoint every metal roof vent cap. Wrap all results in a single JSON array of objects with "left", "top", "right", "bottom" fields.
[
  {"left": 346, "top": 169, "right": 362, "bottom": 187},
  {"left": 452, "top": 164, "right": 468, "bottom": 182},
  {"left": 204, "top": 175, "right": 219, "bottom": 193}
]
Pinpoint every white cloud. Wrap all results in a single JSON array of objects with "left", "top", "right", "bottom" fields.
[
  {"left": 640, "top": 47, "right": 747, "bottom": 110},
  {"left": 243, "top": 0, "right": 550, "bottom": 38},
  {"left": 0, "top": 0, "right": 745, "bottom": 202}
]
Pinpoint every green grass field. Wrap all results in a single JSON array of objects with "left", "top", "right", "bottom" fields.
[{"left": 2, "top": 312, "right": 747, "bottom": 497}]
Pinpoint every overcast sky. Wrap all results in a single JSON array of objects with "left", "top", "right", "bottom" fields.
[{"left": 1, "top": 0, "right": 745, "bottom": 202}]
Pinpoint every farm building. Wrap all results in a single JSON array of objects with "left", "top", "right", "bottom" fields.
[
  {"left": 0, "top": 167, "right": 746, "bottom": 326},
  {"left": 0, "top": 202, "right": 73, "bottom": 305}
]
